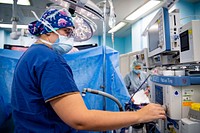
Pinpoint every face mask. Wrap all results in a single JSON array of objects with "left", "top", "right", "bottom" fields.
[
  {"left": 133, "top": 69, "right": 141, "bottom": 75},
  {"left": 39, "top": 38, "right": 73, "bottom": 55},
  {"left": 52, "top": 43, "right": 73, "bottom": 55},
  {"left": 32, "top": 11, "right": 73, "bottom": 55},
  {"left": 55, "top": 35, "right": 70, "bottom": 44},
  {"left": 52, "top": 35, "right": 75, "bottom": 54}
]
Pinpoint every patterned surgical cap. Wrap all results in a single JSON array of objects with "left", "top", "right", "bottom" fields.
[{"left": 28, "top": 7, "right": 74, "bottom": 36}]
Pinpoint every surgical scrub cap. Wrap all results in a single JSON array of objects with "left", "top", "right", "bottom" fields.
[
  {"left": 28, "top": 7, "right": 74, "bottom": 36},
  {"left": 131, "top": 60, "right": 142, "bottom": 69}
]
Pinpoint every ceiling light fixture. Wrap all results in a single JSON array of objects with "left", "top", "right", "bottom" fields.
[
  {"left": 0, "top": 24, "right": 28, "bottom": 29},
  {"left": 108, "top": 22, "right": 127, "bottom": 33},
  {"left": 125, "top": 0, "right": 161, "bottom": 21},
  {"left": 0, "top": 0, "right": 30, "bottom": 6}
]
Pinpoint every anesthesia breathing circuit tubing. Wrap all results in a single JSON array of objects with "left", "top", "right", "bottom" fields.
[{"left": 82, "top": 88, "right": 124, "bottom": 112}]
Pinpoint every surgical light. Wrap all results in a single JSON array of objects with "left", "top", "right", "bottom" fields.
[
  {"left": 75, "top": 7, "right": 100, "bottom": 20},
  {"left": 48, "top": 0, "right": 69, "bottom": 8},
  {"left": 49, "top": 0, "right": 103, "bottom": 20},
  {"left": 0, "top": 0, "right": 30, "bottom": 5},
  {"left": 49, "top": 0, "right": 102, "bottom": 42},
  {"left": 108, "top": 22, "right": 127, "bottom": 33},
  {"left": 125, "top": 0, "right": 161, "bottom": 21},
  {"left": 73, "top": 15, "right": 97, "bottom": 42}
]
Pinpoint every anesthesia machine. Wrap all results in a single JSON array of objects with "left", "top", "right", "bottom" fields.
[{"left": 143, "top": 3, "right": 200, "bottom": 133}]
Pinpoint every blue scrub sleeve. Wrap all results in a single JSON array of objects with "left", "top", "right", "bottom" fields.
[
  {"left": 39, "top": 58, "right": 79, "bottom": 102},
  {"left": 124, "top": 74, "right": 131, "bottom": 89}
]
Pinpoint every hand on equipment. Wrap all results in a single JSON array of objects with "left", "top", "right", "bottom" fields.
[{"left": 137, "top": 103, "right": 166, "bottom": 123}]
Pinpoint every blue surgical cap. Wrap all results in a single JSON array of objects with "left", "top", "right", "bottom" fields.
[
  {"left": 132, "top": 60, "right": 142, "bottom": 69},
  {"left": 28, "top": 7, "right": 74, "bottom": 36}
]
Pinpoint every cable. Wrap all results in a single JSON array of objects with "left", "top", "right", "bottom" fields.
[{"left": 145, "top": 122, "right": 156, "bottom": 133}]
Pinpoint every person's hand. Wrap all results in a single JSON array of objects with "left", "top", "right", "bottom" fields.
[
  {"left": 131, "top": 97, "right": 135, "bottom": 103},
  {"left": 136, "top": 103, "right": 166, "bottom": 123},
  {"left": 144, "top": 87, "right": 150, "bottom": 96},
  {"left": 68, "top": 47, "right": 79, "bottom": 53},
  {"left": 131, "top": 87, "right": 150, "bottom": 103}
]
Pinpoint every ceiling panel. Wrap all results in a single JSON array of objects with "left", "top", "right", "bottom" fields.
[
  {"left": 0, "top": 0, "right": 146, "bottom": 37},
  {"left": 1, "top": 0, "right": 195, "bottom": 37}
]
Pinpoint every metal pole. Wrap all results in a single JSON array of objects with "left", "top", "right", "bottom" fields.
[
  {"left": 101, "top": 0, "right": 107, "bottom": 112},
  {"left": 111, "top": 32, "right": 114, "bottom": 49},
  {"left": 12, "top": 0, "right": 18, "bottom": 32}
]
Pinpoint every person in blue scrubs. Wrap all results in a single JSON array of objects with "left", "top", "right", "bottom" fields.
[
  {"left": 124, "top": 60, "right": 150, "bottom": 95},
  {"left": 11, "top": 6, "right": 166, "bottom": 133},
  {"left": 124, "top": 60, "right": 151, "bottom": 132}
]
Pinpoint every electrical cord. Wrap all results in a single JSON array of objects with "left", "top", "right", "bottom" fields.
[{"left": 145, "top": 122, "right": 156, "bottom": 133}]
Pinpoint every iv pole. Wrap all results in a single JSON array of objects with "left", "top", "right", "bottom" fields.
[
  {"left": 10, "top": 0, "right": 21, "bottom": 40},
  {"left": 101, "top": 0, "right": 107, "bottom": 111},
  {"left": 101, "top": 0, "right": 116, "bottom": 112}
]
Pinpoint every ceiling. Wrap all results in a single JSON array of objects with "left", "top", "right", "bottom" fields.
[
  {"left": 183, "top": 0, "right": 200, "bottom": 2},
  {"left": 0, "top": 0, "right": 151, "bottom": 37},
  {"left": 0, "top": 0, "right": 199, "bottom": 37}
]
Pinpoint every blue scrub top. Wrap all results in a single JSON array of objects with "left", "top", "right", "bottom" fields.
[
  {"left": 124, "top": 71, "right": 148, "bottom": 95},
  {"left": 11, "top": 44, "right": 80, "bottom": 133}
]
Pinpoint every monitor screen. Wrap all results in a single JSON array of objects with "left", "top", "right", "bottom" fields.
[
  {"left": 146, "top": 7, "right": 170, "bottom": 57},
  {"left": 148, "top": 21, "right": 160, "bottom": 52},
  {"left": 180, "top": 30, "right": 189, "bottom": 52},
  {"left": 155, "top": 85, "right": 163, "bottom": 105}
]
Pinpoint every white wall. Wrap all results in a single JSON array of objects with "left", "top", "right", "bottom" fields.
[{"left": 131, "top": 21, "right": 142, "bottom": 52}]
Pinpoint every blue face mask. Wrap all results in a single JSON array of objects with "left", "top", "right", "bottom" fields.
[
  {"left": 39, "top": 37, "right": 73, "bottom": 55},
  {"left": 133, "top": 69, "right": 141, "bottom": 75},
  {"left": 52, "top": 35, "right": 73, "bottom": 55},
  {"left": 33, "top": 14, "right": 74, "bottom": 55},
  {"left": 52, "top": 43, "right": 73, "bottom": 55}
]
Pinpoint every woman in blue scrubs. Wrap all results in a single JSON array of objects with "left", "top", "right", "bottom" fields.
[{"left": 11, "top": 6, "right": 166, "bottom": 133}]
